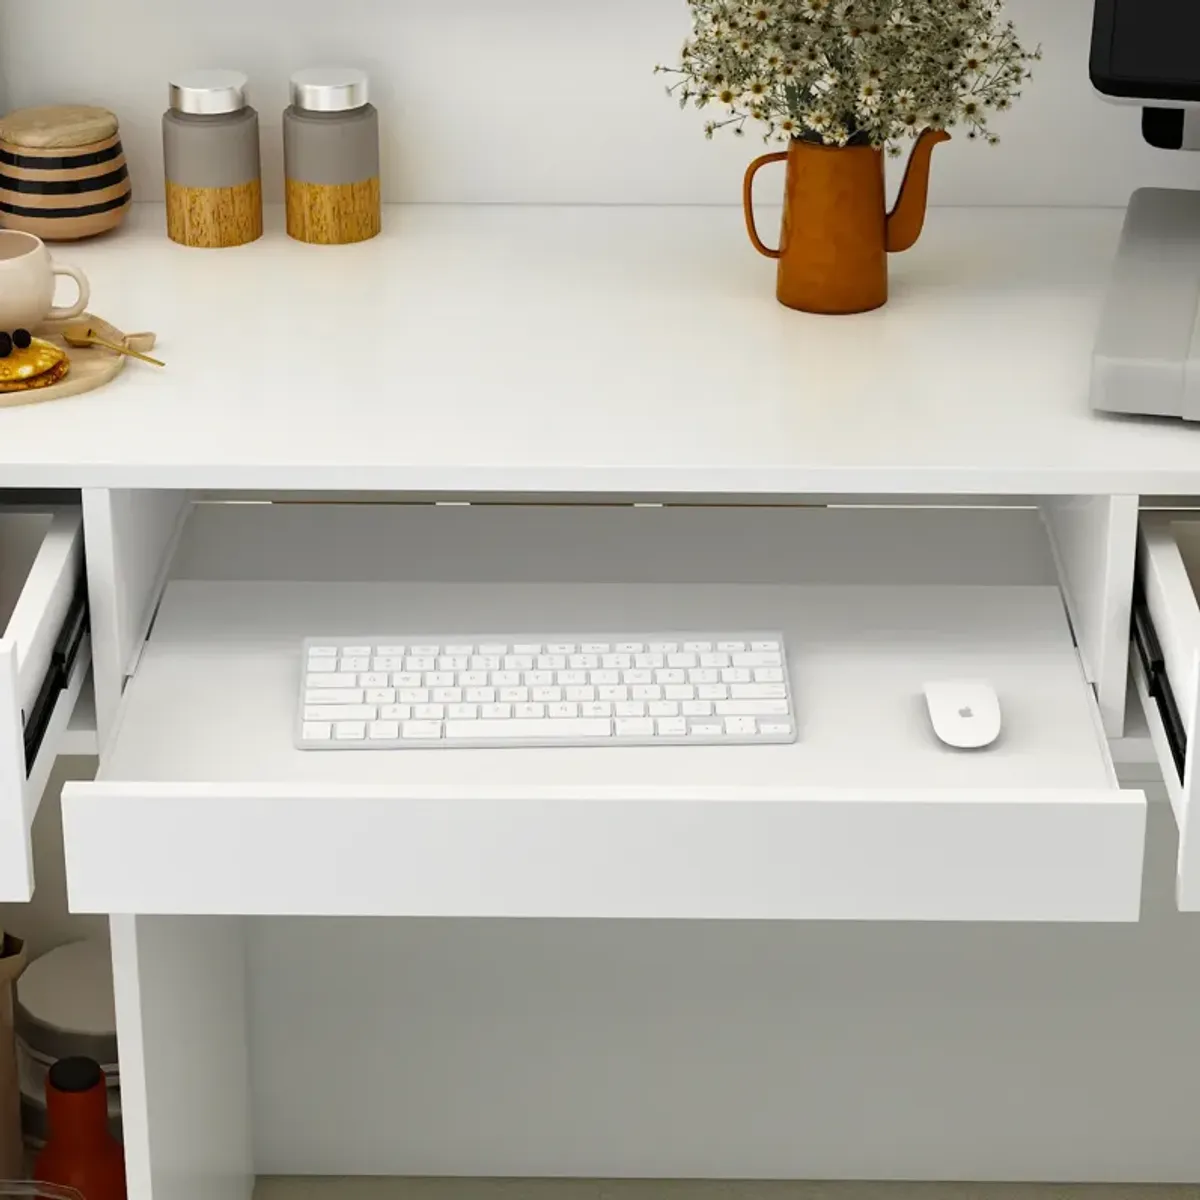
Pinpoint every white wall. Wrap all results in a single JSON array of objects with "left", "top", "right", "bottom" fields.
[{"left": 4, "top": 0, "right": 1200, "bottom": 207}]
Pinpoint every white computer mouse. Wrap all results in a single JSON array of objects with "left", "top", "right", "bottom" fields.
[{"left": 923, "top": 680, "right": 1002, "bottom": 750}]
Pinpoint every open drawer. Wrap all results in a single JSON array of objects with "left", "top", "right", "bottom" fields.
[
  {"left": 0, "top": 508, "right": 89, "bottom": 900},
  {"left": 62, "top": 502, "right": 1145, "bottom": 922},
  {"left": 1131, "top": 511, "right": 1200, "bottom": 910}
]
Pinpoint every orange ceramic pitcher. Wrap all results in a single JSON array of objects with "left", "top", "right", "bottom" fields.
[{"left": 743, "top": 128, "right": 950, "bottom": 315}]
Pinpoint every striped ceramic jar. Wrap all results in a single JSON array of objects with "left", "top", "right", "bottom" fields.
[{"left": 0, "top": 106, "right": 132, "bottom": 241}]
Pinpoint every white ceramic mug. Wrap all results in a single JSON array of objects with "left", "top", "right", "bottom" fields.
[{"left": 0, "top": 230, "right": 89, "bottom": 333}]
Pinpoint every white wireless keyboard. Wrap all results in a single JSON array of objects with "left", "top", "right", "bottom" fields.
[{"left": 296, "top": 634, "right": 797, "bottom": 749}]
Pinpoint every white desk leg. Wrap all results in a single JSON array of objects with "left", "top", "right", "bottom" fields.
[{"left": 111, "top": 914, "right": 254, "bottom": 1200}]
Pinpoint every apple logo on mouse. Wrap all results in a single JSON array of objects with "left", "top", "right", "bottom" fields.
[{"left": 959, "top": 707, "right": 974, "bottom": 719}]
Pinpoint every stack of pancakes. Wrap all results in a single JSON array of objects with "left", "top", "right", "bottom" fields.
[{"left": 0, "top": 338, "right": 68, "bottom": 394}]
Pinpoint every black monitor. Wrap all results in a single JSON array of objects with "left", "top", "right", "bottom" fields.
[{"left": 1092, "top": 0, "right": 1200, "bottom": 148}]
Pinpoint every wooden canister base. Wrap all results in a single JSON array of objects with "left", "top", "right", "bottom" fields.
[
  {"left": 286, "top": 177, "right": 381, "bottom": 245},
  {"left": 166, "top": 178, "right": 263, "bottom": 248}
]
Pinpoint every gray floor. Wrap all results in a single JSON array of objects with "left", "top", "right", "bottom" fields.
[{"left": 256, "top": 1182, "right": 1200, "bottom": 1200}]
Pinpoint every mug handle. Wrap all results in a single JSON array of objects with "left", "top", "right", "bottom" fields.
[
  {"left": 47, "top": 263, "right": 90, "bottom": 322},
  {"left": 742, "top": 151, "right": 789, "bottom": 259}
]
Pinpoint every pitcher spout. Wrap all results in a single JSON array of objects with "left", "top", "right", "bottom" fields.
[{"left": 886, "top": 128, "right": 951, "bottom": 254}]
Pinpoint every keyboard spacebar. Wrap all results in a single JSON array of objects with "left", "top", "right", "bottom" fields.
[{"left": 445, "top": 718, "right": 612, "bottom": 740}]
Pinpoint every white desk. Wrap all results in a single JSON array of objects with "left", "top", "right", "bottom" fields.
[{"left": 6, "top": 202, "right": 1200, "bottom": 1196}]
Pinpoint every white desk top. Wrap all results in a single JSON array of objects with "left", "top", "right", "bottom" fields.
[{"left": 6, "top": 202, "right": 1199, "bottom": 495}]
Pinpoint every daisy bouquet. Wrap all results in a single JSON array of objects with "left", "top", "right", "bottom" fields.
[{"left": 658, "top": 0, "right": 1040, "bottom": 152}]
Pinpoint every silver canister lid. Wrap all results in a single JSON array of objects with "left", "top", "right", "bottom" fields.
[
  {"left": 290, "top": 67, "right": 370, "bottom": 112},
  {"left": 169, "top": 70, "right": 249, "bottom": 116}
]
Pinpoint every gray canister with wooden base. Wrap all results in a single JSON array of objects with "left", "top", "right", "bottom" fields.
[
  {"left": 284, "top": 67, "right": 381, "bottom": 245},
  {"left": 163, "top": 70, "right": 263, "bottom": 249}
]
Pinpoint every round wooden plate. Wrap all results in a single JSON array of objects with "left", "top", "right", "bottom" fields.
[{"left": 0, "top": 314, "right": 158, "bottom": 409}]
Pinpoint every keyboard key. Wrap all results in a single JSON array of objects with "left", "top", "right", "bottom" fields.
[
  {"left": 526, "top": 670, "right": 554, "bottom": 686},
  {"left": 410, "top": 645, "right": 440, "bottom": 656},
  {"left": 461, "top": 671, "right": 490, "bottom": 687},
  {"left": 493, "top": 671, "right": 522, "bottom": 687},
  {"left": 398, "top": 688, "right": 430, "bottom": 703},
  {"left": 405, "top": 656, "right": 435, "bottom": 671},
  {"left": 366, "top": 688, "right": 397, "bottom": 704},
  {"left": 684, "top": 641, "right": 712, "bottom": 653},
  {"left": 632, "top": 685, "right": 662, "bottom": 701},
  {"left": 340, "top": 657, "right": 370, "bottom": 672},
  {"left": 479, "top": 643, "right": 508, "bottom": 656},
  {"left": 499, "top": 686, "right": 528, "bottom": 702},
  {"left": 402, "top": 721, "right": 443, "bottom": 739},
  {"left": 649, "top": 701, "right": 679, "bottom": 717},
  {"left": 376, "top": 645, "right": 406, "bottom": 656},
  {"left": 664, "top": 684, "right": 695, "bottom": 702},
  {"left": 533, "top": 686, "right": 562, "bottom": 702},
  {"left": 718, "top": 641, "right": 745, "bottom": 652},
  {"left": 657, "top": 717, "right": 687, "bottom": 737},
  {"left": 690, "top": 722, "right": 724, "bottom": 737},
  {"left": 515, "top": 702, "right": 545, "bottom": 718},
  {"left": 717, "top": 699, "right": 790, "bottom": 717},
  {"left": 566, "top": 685, "right": 596, "bottom": 702},
  {"left": 426, "top": 671, "right": 456, "bottom": 687},
  {"left": 592, "top": 669, "right": 621, "bottom": 686},
  {"left": 302, "top": 722, "right": 332, "bottom": 740},
  {"left": 449, "top": 704, "right": 478, "bottom": 720},
  {"left": 582, "top": 642, "right": 611, "bottom": 653},
  {"left": 624, "top": 669, "right": 652, "bottom": 685},
  {"left": 306, "top": 660, "right": 339, "bottom": 674},
  {"left": 506, "top": 655, "right": 535, "bottom": 670},
  {"left": 466, "top": 687, "right": 496, "bottom": 703},
  {"left": 446, "top": 718, "right": 612, "bottom": 740},
  {"left": 482, "top": 704, "right": 512, "bottom": 720},
  {"left": 432, "top": 687, "right": 463, "bottom": 703},
  {"left": 580, "top": 702, "right": 613, "bottom": 718},
  {"left": 380, "top": 705, "right": 413, "bottom": 721},
  {"left": 614, "top": 642, "right": 642, "bottom": 653},
  {"left": 668, "top": 653, "right": 697, "bottom": 669},
  {"left": 616, "top": 701, "right": 646, "bottom": 717},
  {"left": 546, "top": 643, "right": 575, "bottom": 654},
  {"left": 722, "top": 668, "right": 752, "bottom": 684},
  {"left": 635, "top": 653, "right": 664, "bottom": 669},
  {"left": 393, "top": 672, "right": 424, "bottom": 688},
  {"left": 359, "top": 673, "right": 391, "bottom": 688},
  {"left": 438, "top": 656, "right": 469, "bottom": 671},
  {"left": 615, "top": 717, "right": 655, "bottom": 737},
  {"left": 760, "top": 722, "right": 794, "bottom": 737},
  {"left": 752, "top": 641, "right": 781, "bottom": 652},
  {"left": 335, "top": 722, "right": 367, "bottom": 740},
  {"left": 598, "top": 685, "right": 627, "bottom": 701},
  {"left": 538, "top": 655, "right": 567, "bottom": 670},
  {"left": 732, "top": 652, "right": 782, "bottom": 668},
  {"left": 648, "top": 642, "right": 677, "bottom": 653},
  {"left": 559, "top": 670, "right": 588, "bottom": 686},
  {"left": 700, "top": 653, "right": 729, "bottom": 669},
  {"left": 373, "top": 657, "right": 405, "bottom": 671},
  {"left": 571, "top": 654, "right": 600, "bottom": 670},
  {"left": 414, "top": 704, "right": 446, "bottom": 720},
  {"left": 513, "top": 643, "right": 542, "bottom": 655},
  {"left": 683, "top": 700, "right": 713, "bottom": 717},
  {"left": 690, "top": 669, "right": 719, "bottom": 685},
  {"left": 548, "top": 702, "right": 578, "bottom": 718},
  {"left": 305, "top": 705, "right": 376, "bottom": 721},
  {"left": 308, "top": 646, "right": 338, "bottom": 657},
  {"left": 472, "top": 655, "right": 502, "bottom": 671},
  {"left": 657, "top": 669, "right": 686, "bottom": 685},
  {"left": 603, "top": 653, "right": 632, "bottom": 669},
  {"left": 755, "top": 667, "right": 785, "bottom": 684},
  {"left": 724, "top": 717, "right": 759, "bottom": 736},
  {"left": 444, "top": 644, "right": 474, "bottom": 656},
  {"left": 343, "top": 646, "right": 372, "bottom": 657},
  {"left": 730, "top": 684, "right": 787, "bottom": 700},
  {"left": 369, "top": 721, "right": 400, "bottom": 740},
  {"left": 698, "top": 684, "right": 728, "bottom": 700},
  {"left": 305, "top": 688, "right": 364, "bottom": 704}
]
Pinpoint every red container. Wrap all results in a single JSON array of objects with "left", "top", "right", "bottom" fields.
[{"left": 34, "top": 1058, "right": 125, "bottom": 1200}]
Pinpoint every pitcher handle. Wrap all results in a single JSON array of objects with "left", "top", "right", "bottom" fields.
[{"left": 742, "top": 151, "right": 789, "bottom": 259}]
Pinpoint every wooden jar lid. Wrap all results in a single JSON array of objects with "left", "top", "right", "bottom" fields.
[{"left": 0, "top": 104, "right": 119, "bottom": 149}]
